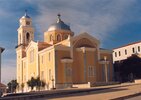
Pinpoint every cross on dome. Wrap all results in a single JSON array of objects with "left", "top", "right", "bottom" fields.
[
  {"left": 22, "top": 9, "right": 30, "bottom": 18},
  {"left": 25, "top": 10, "right": 27, "bottom": 16},
  {"left": 57, "top": 13, "right": 61, "bottom": 23}
]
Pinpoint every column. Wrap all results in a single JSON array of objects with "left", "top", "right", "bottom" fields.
[
  {"left": 64, "top": 63, "right": 67, "bottom": 86},
  {"left": 83, "top": 48, "right": 87, "bottom": 83}
]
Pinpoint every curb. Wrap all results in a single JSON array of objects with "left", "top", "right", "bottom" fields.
[{"left": 111, "top": 92, "right": 141, "bottom": 100}]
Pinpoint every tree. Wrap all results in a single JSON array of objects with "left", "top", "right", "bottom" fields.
[
  {"left": 35, "top": 77, "right": 46, "bottom": 90},
  {"left": 27, "top": 77, "right": 36, "bottom": 91},
  {"left": 114, "top": 54, "right": 141, "bottom": 82},
  {"left": 21, "top": 83, "right": 24, "bottom": 92},
  {"left": 7, "top": 80, "right": 18, "bottom": 93},
  {"left": 27, "top": 77, "right": 46, "bottom": 91}
]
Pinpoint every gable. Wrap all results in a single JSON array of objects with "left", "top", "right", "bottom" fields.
[
  {"left": 72, "top": 32, "right": 100, "bottom": 48},
  {"left": 25, "top": 41, "right": 37, "bottom": 52}
]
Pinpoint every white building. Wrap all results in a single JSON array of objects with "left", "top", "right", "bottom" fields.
[{"left": 113, "top": 41, "right": 141, "bottom": 62}]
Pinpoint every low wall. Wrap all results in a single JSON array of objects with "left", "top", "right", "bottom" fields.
[
  {"left": 135, "top": 79, "right": 141, "bottom": 83},
  {"left": 72, "top": 82, "right": 90, "bottom": 88},
  {"left": 56, "top": 83, "right": 72, "bottom": 89},
  {"left": 91, "top": 81, "right": 119, "bottom": 87}
]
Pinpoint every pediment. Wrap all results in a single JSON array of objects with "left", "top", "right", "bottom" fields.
[
  {"left": 25, "top": 41, "right": 37, "bottom": 52},
  {"left": 72, "top": 32, "right": 100, "bottom": 48}
]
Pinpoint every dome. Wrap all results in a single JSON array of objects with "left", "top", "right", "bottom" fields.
[{"left": 48, "top": 14, "right": 71, "bottom": 31}]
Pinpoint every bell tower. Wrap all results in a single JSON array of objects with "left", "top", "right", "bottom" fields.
[
  {"left": 17, "top": 10, "right": 34, "bottom": 46},
  {"left": 16, "top": 11, "right": 34, "bottom": 89}
]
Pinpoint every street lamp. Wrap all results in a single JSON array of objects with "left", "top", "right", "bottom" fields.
[
  {"left": 51, "top": 76, "right": 55, "bottom": 89},
  {"left": 10, "top": 82, "right": 13, "bottom": 93},
  {"left": 104, "top": 56, "right": 108, "bottom": 83}
]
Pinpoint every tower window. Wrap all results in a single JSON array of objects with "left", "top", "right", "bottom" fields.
[
  {"left": 26, "top": 32, "right": 30, "bottom": 43},
  {"left": 57, "top": 34, "right": 61, "bottom": 41},
  {"left": 50, "top": 35, "right": 53, "bottom": 41},
  {"left": 26, "top": 21, "right": 30, "bottom": 25}
]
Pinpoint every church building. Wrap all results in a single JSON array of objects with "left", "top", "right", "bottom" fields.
[{"left": 16, "top": 12, "right": 113, "bottom": 92}]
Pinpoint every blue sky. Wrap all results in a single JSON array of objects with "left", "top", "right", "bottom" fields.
[{"left": 1, "top": 0, "right": 141, "bottom": 84}]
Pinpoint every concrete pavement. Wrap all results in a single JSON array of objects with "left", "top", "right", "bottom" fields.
[
  {"left": 48, "top": 83, "right": 141, "bottom": 100},
  {"left": 1, "top": 83, "right": 141, "bottom": 100}
]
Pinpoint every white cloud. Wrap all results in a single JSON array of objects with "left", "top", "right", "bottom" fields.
[{"left": 25, "top": 0, "right": 138, "bottom": 42}]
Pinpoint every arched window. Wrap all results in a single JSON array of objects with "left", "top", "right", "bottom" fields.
[
  {"left": 57, "top": 34, "right": 61, "bottom": 42},
  {"left": 63, "top": 34, "right": 68, "bottom": 39},
  {"left": 26, "top": 32, "right": 30, "bottom": 43},
  {"left": 50, "top": 35, "right": 53, "bottom": 41}
]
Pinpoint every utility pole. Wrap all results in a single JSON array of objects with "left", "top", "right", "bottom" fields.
[{"left": 0, "top": 47, "right": 4, "bottom": 83}]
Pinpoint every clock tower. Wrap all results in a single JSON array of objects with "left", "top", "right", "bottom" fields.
[
  {"left": 17, "top": 10, "right": 34, "bottom": 46},
  {"left": 16, "top": 11, "right": 34, "bottom": 89}
]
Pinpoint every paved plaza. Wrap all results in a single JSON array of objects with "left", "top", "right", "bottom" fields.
[
  {"left": 34, "top": 83, "right": 141, "bottom": 100},
  {"left": 2, "top": 83, "right": 141, "bottom": 100}
]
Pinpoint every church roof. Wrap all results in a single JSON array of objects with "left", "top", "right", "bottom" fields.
[
  {"left": 38, "top": 42, "right": 52, "bottom": 51},
  {"left": 48, "top": 14, "right": 71, "bottom": 31}
]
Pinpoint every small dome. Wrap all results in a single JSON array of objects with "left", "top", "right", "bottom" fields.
[
  {"left": 48, "top": 14, "right": 71, "bottom": 31},
  {"left": 22, "top": 10, "right": 30, "bottom": 18}
]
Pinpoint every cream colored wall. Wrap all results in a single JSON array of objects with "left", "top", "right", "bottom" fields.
[
  {"left": 99, "top": 52, "right": 113, "bottom": 82},
  {"left": 44, "top": 29, "right": 73, "bottom": 44},
  {"left": 16, "top": 47, "right": 28, "bottom": 92},
  {"left": 86, "top": 50, "right": 98, "bottom": 82},
  {"left": 19, "top": 17, "right": 32, "bottom": 27},
  {"left": 72, "top": 34, "right": 100, "bottom": 84},
  {"left": 44, "top": 31, "right": 55, "bottom": 43},
  {"left": 16, "top": 48, "right": 24, "bottom": 85},
  {"left": 39, "top": 47, "right": 55, "bottom": 89},
  {"left": 72, "top": 49, "right": 98, "bottom": 84},
  {"left": 55, "top": 50, "right": 70, "bottom": 84},
  {"left": 72, "top": 49, "right": 85, "bottom": 83},
  {"left": 26, "top": 47, "right": 38, "bottom": 79}
]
